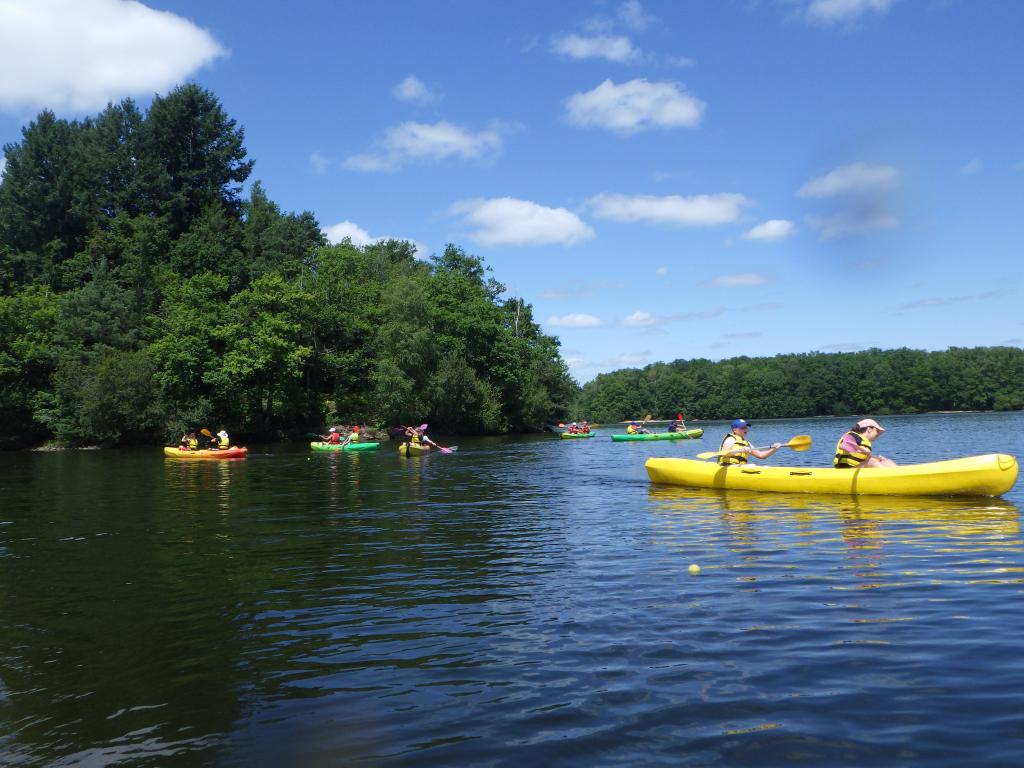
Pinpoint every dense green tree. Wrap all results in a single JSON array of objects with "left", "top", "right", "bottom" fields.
[
  {"left": 0, "top": 84, "right": 822, "bottom": 447},
  {"left": 134, "top": 84, "right": 253, "bottom": 237},
  {"left": 0, "top": 286, "right": 58, "bottom": 447},
  {"left": 576, "top": 347, "right": 1024, "bottom": 423},
  {"left": 147, "top": 272, "right": 231, "bottom": 412},
  {"left": 207, "top": 273, "right": 313, "bottom": 431},
  {"left": 0, "top": 111, "right": 85, "bottom": 289},
  {"left": 242, "top": 182, "right": 325, "bottom": 284}
]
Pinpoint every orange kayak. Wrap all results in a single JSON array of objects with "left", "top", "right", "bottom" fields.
[{"left": 163, "top": 446, "right": 248, "bottom": 460}]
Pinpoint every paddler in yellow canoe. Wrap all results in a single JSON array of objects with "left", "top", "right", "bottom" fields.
[
  {"left": 834, "top": 418, "right": 897, "bottom": 468},
  {"left": 718, "top": 419, "right": 781, "bottom": 466}
]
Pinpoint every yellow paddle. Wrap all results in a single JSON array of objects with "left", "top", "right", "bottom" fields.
[
  {"left": 696, "top": 434, "right": 812, "bottom": 461},
  {"left": 632, "top": 413, "right": 652, "bottom": 434}
]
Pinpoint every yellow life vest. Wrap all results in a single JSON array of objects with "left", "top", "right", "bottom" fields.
[
  {"left": 718, "top": 432, "right": 751, "bottom": 465},
  {"left": 218, "top": 435, "right": 230, "bottom": 449},
  {"left": 834, "top": 431, "right": 872, "bottom": 468},
  {"left": 187, "top": 437, "right": 199, "bottom": 450},
  {"left": 627, "top": 425, "right": 638, "bottom": 434},
  {"left": 349, "top": 430, "right": 359, "bottom": 443}
]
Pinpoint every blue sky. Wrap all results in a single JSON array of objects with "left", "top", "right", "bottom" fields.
[{"left": 1, "top": 0, "right": 1022, "bottom": 382}]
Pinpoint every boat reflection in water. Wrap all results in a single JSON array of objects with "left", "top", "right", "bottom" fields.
[
  {"left": 648, "top": 484, "right": 1019, "bottom": 535},
  {"left": 646, "top": 485, "right": 1022, "bottom": 586}
]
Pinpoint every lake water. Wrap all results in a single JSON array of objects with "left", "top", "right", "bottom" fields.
[{"left": 2, "top": 412, "right": 1023, "bottom": 767}]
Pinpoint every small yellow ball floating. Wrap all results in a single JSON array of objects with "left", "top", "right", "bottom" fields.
[{"left": 688, "top": 564, "right": 701, "bottom": 575}]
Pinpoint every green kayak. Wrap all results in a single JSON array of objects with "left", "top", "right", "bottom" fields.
[
  {"left": 309, "top": 441, "right": 381, "bottom": 452},
  {"left": 560, "top": 432, "right": 595, "bottom": 439},
  {"left": 610, "top": 429, "right": 703, "bottom": 442}
]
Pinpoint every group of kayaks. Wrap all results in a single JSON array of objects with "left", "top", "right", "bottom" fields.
[
  {"left": 164, "top": 438, "right": 442, "bottom": 460},
  {"left": 558, "top": 424, "right": 1018, "bottom": 498},
  {"left": 164, "top": 424, "right": 1019, "bottom": 498},
  {"left": 560, "top": 428, "right": 704, "bottom": 441}
]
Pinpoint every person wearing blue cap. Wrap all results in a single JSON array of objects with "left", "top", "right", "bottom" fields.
[{"left": 718, "top": 419, "right": 781, "bottom": 466}]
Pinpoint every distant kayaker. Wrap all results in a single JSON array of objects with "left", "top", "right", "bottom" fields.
[
  {"left": 340, "top": 425, "right": 360, "bottom": 448},
  {"left": 321, "top": 427, "right": 341, "bottom": 444},
  {"left": 718, "top": 419, "right": 780, "bottom": 465},
  {"left": 581, "top": 420, "right": 591, "bottom": 434},
  {"left": 834, "top": 419, "right": 897, "bottom": 468},
  {"left": 568, "top": 422, "right": 580, "bottom": 434},
  {"left": 626, "top": 421, "right": 649, "bottom": 435},
  {"left": 216, "top": 429, "right": 230, "bottom": 449},
  {"left": 184, "top": 432, "right": 199, "bottom": 451},
  {"left": 667, "top": 418, "right": 686, "bottom": 433},
  {"left": 404, "top": 424, "right": 430, "bottom": 449},
  {"left": 407, "top": 424, "right": 442, "bottom": 450}
]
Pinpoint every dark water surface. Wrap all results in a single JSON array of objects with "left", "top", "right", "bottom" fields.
[{"left": 2, "top": 413, "right": 1023, "bottom": 766}]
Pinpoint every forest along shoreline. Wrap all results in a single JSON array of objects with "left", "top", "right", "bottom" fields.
[{"left": 2, "top": 85, "right": 1021, "bottom": 452}]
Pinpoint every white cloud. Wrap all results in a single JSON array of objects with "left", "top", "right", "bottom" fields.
[
  {"left": 309, "top": 151, "right": 331, "bottom": 175},
  {"left": 622, "top": 310, "right": 658, "bottom": 327},
  {"left": 588, "top": 192, "right": 751, "bottom": 226},
  {"left": 960, "top": 158, "right": 983, "bottom": 176},
  {"left": 806, "top": 0, "right": 893, "bottom": 25},
  {"left": 564, "top": 79, "right": 704, "bottom": 134},
  {"left": 541, "top": 279, "right": 626, "bottom": 300},
  {"left": 449, "top": 197, "right": 595, "bottom": 247},
  {"left": 890, "top": 289, "right": 1003, "bottom": 312},
  {"left": 323, "top": 220, "right": 425, "bottom": 258},
  {"left": 619, "top": 0, "right": 654, "bottom": 31},
  {"left": 655, "top": 266, "right": 668, "bottom": 275},
  {"left": 606, "top": 351, "right": 651, "bottom": 367},
  {"left": 391, "top": 75, "right": 437, "bottom": 105},
  {"left": 0, "top": 0, "right": 225, "bottom": 113},
  {"left": 345, "top": 121, "right": 502, "bottom": 172},
  {"left": 0, "top": 157, "right": 6, "bottom": 178},
  {"left": 797, "top": 162, "right": 899, "bottom": 198},
  {"left": 707, "top": 273, "right": 768, "bottom": 288},
  {"left": 546, "top": 313, "right": 604, "bottom": 328},
  {"left": 552, "top": 34, "right": 638, "bottom": 62},
  {"left": 806, "top": 209, "right": 898, "bottom": 239},
  {"left": 743, "top": 219, "right": 795, "bottom": 242}
]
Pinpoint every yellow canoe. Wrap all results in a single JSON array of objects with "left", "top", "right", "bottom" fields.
[{"left": 645, "top": 453, "right": 1018, "bottom": 497}]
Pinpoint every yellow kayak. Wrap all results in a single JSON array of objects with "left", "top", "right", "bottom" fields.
[
  {"left": 645, "top": 453, "right": 1018, "bottom": 497},
  {"left": 164, "top": 446, "right": 248, "bottom": 460},
  {"left": 398, "top": 442, "right": 431, "bottom": 456}
]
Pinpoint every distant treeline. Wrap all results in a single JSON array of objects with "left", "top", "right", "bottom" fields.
[
  {"left": 0, "top": 85, "right": 576, "bottom": 448},
  {"left": 575, "top": 347, "right": 1024, "bottom": 423}
]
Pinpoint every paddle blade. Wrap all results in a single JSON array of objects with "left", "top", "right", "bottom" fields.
[
  {"left": 695, "top": 450, "right": 720, "bottom": 460},
  {"left": 200, "top": 428, "right": 213, "bottom": 437},
  {"left": 786, "top": 434, "right": 812, "bottom": 452}
]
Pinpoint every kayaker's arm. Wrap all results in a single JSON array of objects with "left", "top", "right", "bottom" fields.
[{"left": 748, "top": 442, "right": 782, "bottom": 460}]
